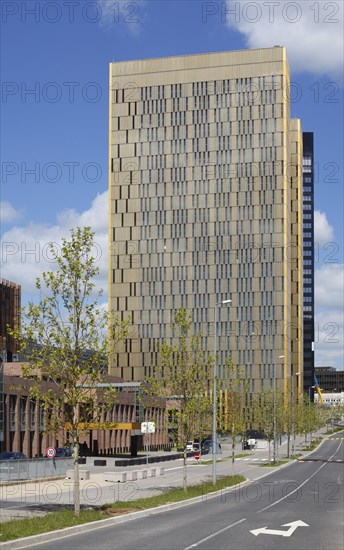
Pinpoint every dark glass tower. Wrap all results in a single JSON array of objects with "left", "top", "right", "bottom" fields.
[{"left": 302, "top": 133, "right": 315, "bottom": 396}]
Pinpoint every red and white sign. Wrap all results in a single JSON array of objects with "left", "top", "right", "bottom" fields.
[
  {"left": 46, "top": 447, "right": 56, "bottom": 458},
  {"left": 194, "top": 452, "right": 200, "bottom": 461}
]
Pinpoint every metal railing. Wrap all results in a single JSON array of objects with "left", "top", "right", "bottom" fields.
[{"left": 0, "top": 457, "right": 73, "bottom": 482}]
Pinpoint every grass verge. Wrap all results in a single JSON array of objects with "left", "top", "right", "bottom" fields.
[
  {"left": 0, "top": 475, "right": 245, "bottom": 542},
  {"left": 0, "top": 510, "right": 104, "bottom": 543},
  {"left": 301, "top": 437, "right": 323, "bottom": 451},
  {"left": 288, "top": 454, "right": 302, "bottom": 459},
  {"left": 324, "top": 427, "right": 344, "bottom": 435},
  {"left": 198, "top": 459, "right": 224, "bottom": 465},
  {"left": 259, "top": 459, "right": 289, "bottom": 467}
]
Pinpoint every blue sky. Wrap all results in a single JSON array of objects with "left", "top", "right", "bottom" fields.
[{"left": 1, "top": 0, "right": 343, "bottom": 369}]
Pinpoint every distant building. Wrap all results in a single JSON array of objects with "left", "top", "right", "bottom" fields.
[
  {"left": 0, "top": 358, "right": 3, "bottom": 445},
  {"left": 0, "top": 279, "right": 21, "bottom": 446},
  {"left": 0, "top": 279, "right": 21, "bottom": 362},
  {"left": 315, "top": 367, "right": 344, "bottom": 392},
  {"left": 314, "top": 391, "right": 344, "bottom": 406},
  {"left": 302, "top": 133, "right": 315, "bottom": 395}
]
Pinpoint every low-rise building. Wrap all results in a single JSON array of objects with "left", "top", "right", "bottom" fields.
[
  {"left": 1, "top": 363, "right": 167, "bottom": 457},
  {"left": 315, "top": 367, "right": 344, "bottom": 392},
  {"left": 314, "top": 391, "right": 344, "bottom": 407}
]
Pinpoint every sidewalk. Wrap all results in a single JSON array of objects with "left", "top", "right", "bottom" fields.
[{"left": 0, "top": 426, "right": 338, "bottom": 522}]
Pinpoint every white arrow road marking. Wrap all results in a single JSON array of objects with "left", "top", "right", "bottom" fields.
[{"left": 251, "top": 520, "right": 309, "bottom": 537}]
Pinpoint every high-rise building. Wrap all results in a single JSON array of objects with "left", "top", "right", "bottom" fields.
[
  {"left": 302, "top": 133, "right": 315, "bottom": 395},
  {"left": 108, "top": 47, "right": 304, "bottom": 396}
]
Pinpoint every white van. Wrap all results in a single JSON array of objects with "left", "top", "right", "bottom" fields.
[{"left": 186, "top": 441, "right": 194, "bottom": 451}]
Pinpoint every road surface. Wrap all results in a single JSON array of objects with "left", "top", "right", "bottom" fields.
[{"left": 27, "top": 433, "right": 343, "bottom": 549}]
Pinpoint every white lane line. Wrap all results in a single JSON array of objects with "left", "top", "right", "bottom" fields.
[
  {"left": 184, "top": 518, "right": 247, "bottom": 550},
  {"left": 261, "top": 458, "right": 267, "bottom": 461},
  {"left": 251, "top": 459, "right": 258, "bottom": 461},
  {"left": 257, "top": 439, "right": 343, "bottom": 514},
  {"left": 243, "top": 458, "right": 250, "bottom": 461}
]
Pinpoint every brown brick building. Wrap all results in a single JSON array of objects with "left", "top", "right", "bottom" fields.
[
  {"left": 1, "top": 279, "right": 21, "bottom": 362},
  {"left": 1, "top": 363, "right": 167, "bottom": 457}
]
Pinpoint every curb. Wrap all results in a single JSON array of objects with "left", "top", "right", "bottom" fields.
[
  {"left": 0, "top": 476, "right": 66, "bottom": 488},
  {"left": 0, "top": 479, "right": 250, "bottom": 549}
]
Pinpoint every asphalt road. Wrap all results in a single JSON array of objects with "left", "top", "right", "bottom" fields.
[{"left": 28, "top": 433, "right": 344, "bottom": 550}]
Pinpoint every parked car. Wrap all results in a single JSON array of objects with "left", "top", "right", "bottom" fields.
[
  {"left": 0, "top": 451, "right": 26, "bottom": 460},
  {"left": 192, "top": 443, "right": 200, "bottom": 452},
  {"left": 185, "top": 441, "right": 194, "bottom": 451},
  {"left": 201, "top": 439, "right": 212, "bottom": 452},
  {"left": 242, "top": 438, "right": 256, "bottom": 450},
  {"left": 201, "top": 440, "right": 222, "bottom": 453}
]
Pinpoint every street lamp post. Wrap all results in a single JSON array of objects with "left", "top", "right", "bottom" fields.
[
  {"left": 331, "top": 388, "right": 337, "bottom": 428},
  {"left": 308, "top": 385, "right": 315, "bottom": 444},
  {"left": 273, "top": 355, "right": 284, "bottom": 464},
  {"left": 212, "top": 298, "right": 231, "bottom": 485},
  {"left": 290, "top": 371, "right": 300, "bottom": 457}
]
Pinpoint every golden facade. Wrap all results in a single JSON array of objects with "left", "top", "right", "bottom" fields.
[{"left": 108, "top": 47, "right": 303, "bottom": 395}]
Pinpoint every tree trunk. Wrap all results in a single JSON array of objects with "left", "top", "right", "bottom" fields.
[
  {"left": 231, "top": 438, "right": 235, "bottom": 475},
  {"left": 73, "top": 436, "right": 80, "bottom": 517},
  {"left": 183, "top": 448, "right": 187, "bottom": 492},
  {"left": 287, "top": 434, "right": 290, "bottom": 458},
  {"left": 268, "top": 440, "right": 271, "bottom": 464},
  {"left": 292, "top": 434, "right": 296, "bottom": 457}
]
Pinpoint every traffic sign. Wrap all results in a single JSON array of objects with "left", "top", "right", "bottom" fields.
[
  {"left": 46, "top": 447, "right": 56, "bottom": 459},
  {"left": 141, "top": 422, "right": 155, "bottom": 434},
  {"left": 194, "top": 452, "right": 200, "bottom": 461}
]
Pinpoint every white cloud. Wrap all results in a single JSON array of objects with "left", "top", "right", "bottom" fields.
[
  {"left": 315, "top": 264, "right": 344, "bottom": 370},
  {"left": 314, "top": 210, "right": 335, "bottom": 246},
  {"left": 0, "top": 201, "right": 23, "bottom": 224},
  {"left": 225, "top": 0, "right": 344, "bottom": 78},
  {"left": 0, "top": 192, "right": 108, "bottom": 300},
  {"left": 97, "top": 0, "right": 146, "bottom": 34},
  {"left": 315, "top": 264, "right": 344, "bottom": 309}
]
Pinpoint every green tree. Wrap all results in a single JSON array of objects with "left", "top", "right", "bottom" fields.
[
  {"left": 284, "top": 380, "right": 300, "bottom": 458},
  {"left": 147, "top": 308, "right": 213, "bottom": 491},
  {"left": 254, "top": 388, "right": 284, "bottom": 464},
  {"left": 219, "top": 361, "right": 250, "bottom": 471},
  {"left": 10, "top": 227, "right": 130, "bottom": 516},
  {"left": 296, "top": 395, "right": 316, "bottom": 446}
]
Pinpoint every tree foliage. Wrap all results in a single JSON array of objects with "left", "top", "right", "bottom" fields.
[
  {"left": 10, "top": 227, "right": 130, "bottom": 515},
  {"left": 146, "top": 308, "right": 213, "bottom": 490},
  {"left": 253, "top": 388, "right": 284, "bottom": 463},
  {"left": 218, "top": 360, "right": 250, "bottom": 467}
]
